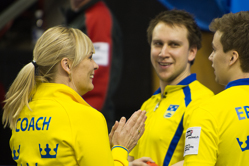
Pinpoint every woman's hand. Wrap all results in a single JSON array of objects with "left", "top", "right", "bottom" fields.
[
  {"left": 109, "top": 120, "right": 119, "bottom": 148},
  {"left": 110, "top": 110, "right": 147, "bottom": 152}
]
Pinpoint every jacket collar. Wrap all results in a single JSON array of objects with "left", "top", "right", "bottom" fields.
[
  {"left": 153, "top": 73, "right": 197, "bottom": 95},
  {"left": 225, "top": 78, "right": 249, "bottom": 89}
]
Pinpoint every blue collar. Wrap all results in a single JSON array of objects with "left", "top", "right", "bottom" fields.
[
  {"left": 153, "top": 73, "right": 197, "bottom": 95},
  {"left": 177, "top": 73, "right": 197, "bottom": 85},
  {"left": 225, "top": 78, "right": 249, "bottom": 89}
]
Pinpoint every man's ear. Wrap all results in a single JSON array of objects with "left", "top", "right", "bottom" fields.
[
  {"left": 61, "top": 58, "right": 71, "bottom": 74},
  {"left": 229, "top": 50, "right": 239, "bottom": 66},
  {"left": 188, "top": 46, "right": 197, "bottom": 62}
]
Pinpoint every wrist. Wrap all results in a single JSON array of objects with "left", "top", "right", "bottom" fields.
[{"left": 112, "top": 145, "right": 129, "bottom": 153}]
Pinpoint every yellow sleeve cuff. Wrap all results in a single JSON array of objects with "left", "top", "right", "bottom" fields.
[{"left": 111, "top": 145, "right": 129, "bottom": 166}]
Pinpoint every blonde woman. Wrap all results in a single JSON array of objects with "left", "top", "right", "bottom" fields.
[{"left": 2, "top": 26, "right": 147, "bottom": 166}]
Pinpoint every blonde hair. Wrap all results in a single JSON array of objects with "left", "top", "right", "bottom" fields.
[{"left": 2, "top": 26, "right": 94, "bottom": 129}]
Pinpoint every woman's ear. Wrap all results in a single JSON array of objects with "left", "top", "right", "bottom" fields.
[
  {"left": 229, "top": 50, "right": 239, "bottom": 66},
  {"left": 61, "top": 58, "right": 71, "bottom": 74}
]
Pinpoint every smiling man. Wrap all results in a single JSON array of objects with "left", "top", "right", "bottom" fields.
[
  {"left": 182, "top": 11, "right": 249, "bottom": 166},
  {"left": 128, "top": 10, "right": 214, "bottom": 166}
]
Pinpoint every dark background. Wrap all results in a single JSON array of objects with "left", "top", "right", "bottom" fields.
[{"left": 0, "top": 0, "right": 167, "bottom": 164}]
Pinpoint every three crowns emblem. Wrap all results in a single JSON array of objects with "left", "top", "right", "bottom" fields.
[
  {"left": 39, "top": 144, "right": 59, "bottom": 158},
  {"left": 237, "top": 136, "right": 249, "bottom": 152},
  {"left": 13, "top": 145, "right": 21, "bottom": 160},
  {"left": 12, "top": 143, "right": 59, "bottom": 161}
]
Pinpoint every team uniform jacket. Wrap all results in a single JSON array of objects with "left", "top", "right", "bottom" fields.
[
  {"left": 184, "top": 78, "right": 249, "bottom": 166},
  {"left": 10, "top": 83, "right": 128, "bottom": 166},
  {"left": 64, "top": 0, "right": 123, "bottom": 130},
  {"left": 129, "top": 74, "right": 214, "bottom": 166}
]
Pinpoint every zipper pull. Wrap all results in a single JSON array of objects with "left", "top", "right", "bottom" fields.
[
  {"left": 153, "top": 93, "right": 166, "bottom": 112},
  {"left": 153, "top": 102, "right": 159, "bottom": 112}
]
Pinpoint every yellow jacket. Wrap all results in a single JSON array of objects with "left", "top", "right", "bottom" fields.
[{"left": 10, "top": 83, "right": 128, "bottom": 166}]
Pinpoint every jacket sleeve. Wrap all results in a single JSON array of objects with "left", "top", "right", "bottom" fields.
[
  {"left": 183, "top": 108, "right": 218, "bottom": 166},
  {"left": 112, "top": 146, "right": 129, "bottom": 166},
  {"left": 72, "top": 105, "right": 129, "bottom": 166}
]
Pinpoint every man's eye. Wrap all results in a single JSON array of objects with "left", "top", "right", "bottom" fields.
[
  {"left": 170, "top": 43, "right": 179, "bottom": 47},
  {"left": 153, "top": 42, "right": 162, "bottom": 46}
]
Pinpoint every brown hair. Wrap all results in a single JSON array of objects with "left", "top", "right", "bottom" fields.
[
  {"left": 209, "top": 11, "right": 249, "bottom": 72},
  {"left": 147, "top": 9, "right": 202, "bottom": 50}
]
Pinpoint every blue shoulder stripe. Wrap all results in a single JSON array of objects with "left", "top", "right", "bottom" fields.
[
  {"left": 183, "top": 86, "right": 192, "bottom": 107},
  {"left": 163, "top": 85, "right": 192, "bottom": 165}
]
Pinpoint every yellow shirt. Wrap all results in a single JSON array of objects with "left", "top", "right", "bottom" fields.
[
  {"left": 130, "top": 74, "right": 214, "bottom": 166},
  {"left": 10, "top": 83, "right": 128, "bottom": 166},
  {"left": 184, "top": 78, "right": 249, "bottom": 166}
]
